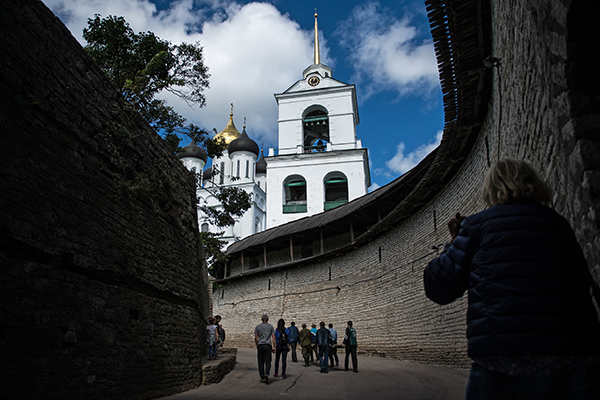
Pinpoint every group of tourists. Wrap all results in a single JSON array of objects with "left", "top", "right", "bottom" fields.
[{"left": 254, "top": 314, "right": 358, "bottom": 384}]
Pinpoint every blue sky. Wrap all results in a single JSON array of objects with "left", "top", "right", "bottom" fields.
[{"left": 45, "top": 0, "right": 443, "bottom": 190}]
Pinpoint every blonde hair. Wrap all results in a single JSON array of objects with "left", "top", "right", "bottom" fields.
[{"left": 482, "top": 159, "right": 553, "bottom": 206}]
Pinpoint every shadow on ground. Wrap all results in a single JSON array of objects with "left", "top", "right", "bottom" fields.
[{"left": 157, "top": 348, "right": 468, "bottom": 400}]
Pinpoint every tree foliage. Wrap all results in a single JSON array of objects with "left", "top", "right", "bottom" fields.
[
  {"left": 198, "top": 180, "right": 253, "bottom": 270},
  {"left": 199, "top": 231, "right": 229, "bottom": 269},
  {"left": 200, "top": 186, "right": 253, "bottom": 228},
  {"left": 83, "top": 15, "right": 251, "bottom": 270},
  {"left": 83, "top": 15, "right": 210, "bottom": 149}
]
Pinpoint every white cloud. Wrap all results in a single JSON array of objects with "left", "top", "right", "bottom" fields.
[
  {"left": 187, "top": 2, "right": 313, "bottom": 144},
  {"left": 386, "top": 130, "right": 442, "bottom": 175},
  {"left": 336, "top": 2, "right": 439, "bottom": 99},
  {"left": 44, "top": 0, "right": 161, "bottom": 41},
  {"left": 43, "top": 0, "right": 316, "bottom": 147}
]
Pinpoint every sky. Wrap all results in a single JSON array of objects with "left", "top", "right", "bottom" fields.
[{"left": 44, "top": 0, "right": 444, "bottom": 190}]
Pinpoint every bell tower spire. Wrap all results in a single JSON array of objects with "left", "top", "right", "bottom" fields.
[
  {"left": 302, "top": 10, "right": 332, "bottom": 79},
  {"left": 314, "top": 9, "right": 320, "bottom": 65}
]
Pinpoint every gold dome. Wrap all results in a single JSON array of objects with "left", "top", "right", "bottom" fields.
[{"left": 213, "top": 111, "right": 241, "bottom": 145}]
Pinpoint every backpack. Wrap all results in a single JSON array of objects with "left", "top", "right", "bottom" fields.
[
  {"left": 346, "top": 327, "right": 357, "bottom": 346},
  {"left": 278, "top": 329, "right": 289, "bottom": 345}
]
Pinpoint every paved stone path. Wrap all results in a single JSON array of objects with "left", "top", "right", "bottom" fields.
[{"left": 157, "top": 348, "right": 469, "bottom": 400}]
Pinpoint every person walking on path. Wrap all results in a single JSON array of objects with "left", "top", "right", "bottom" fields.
[
  {"left": 273, "top": 319, "right": 290, "bottom": 379},
  {"left": 424, "top": 159, "right": 600, "bottom": 399},
  {"left": 207, "top": 316, "right": 219, "bottom": 360},
  {"left": 310, "top": 323, "right": 318, "bottom": 362},
  {"left": 298, "top": 323, "right": 312, "bottom": 367},
  {"left": 344, "top": 321, "right": 358, "bottom": 372},
  {"left": 328, "top": 323, "right": 339, "bottom": 367},
  {"left": 254, "top": 314, "right": 276, "bottom": 384},
  {"left": 316, "top": 321, "right": 332, "bottom": 373},
  {"left": 288, "top": 321, "right": 299, "bottom": 362}
]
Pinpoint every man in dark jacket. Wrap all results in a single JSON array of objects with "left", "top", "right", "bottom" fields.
[
  {"left": 316, "top": 321, "right": 332, "bottom": 373},
  {"left": 424, "top": 159, "right": 600, "bottom": 399},
  {"left": 288, "top": 321, "right": 300, "bottom": 362}
]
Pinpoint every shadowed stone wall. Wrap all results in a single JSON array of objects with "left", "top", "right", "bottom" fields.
[
  {"left": 0, "top": 1, "right": 209, "bottom": 398},
  {"left": 213, "top": 0, "right": 600, "bottom": 370}
]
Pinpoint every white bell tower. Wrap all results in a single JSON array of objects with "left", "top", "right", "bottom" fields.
[{"left": 265, "top": 11, "right": 370, "bottom": 228}]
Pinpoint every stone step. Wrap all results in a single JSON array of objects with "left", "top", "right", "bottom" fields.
[{"left": 202, "top": 347, "right": 237, "bottom": 385}]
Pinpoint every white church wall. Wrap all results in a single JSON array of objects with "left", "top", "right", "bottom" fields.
[
  {"left": 265, "top": 149, "right": 369, "bottom": 228},
  {"left": 276, "top": 87, "right": 358, "bottom": 154},
  {"left": 180, "top": 157, "right": 205, "bottom": 175},
  {"left": 230, "top": 151, "right": 257, "bottom": 184},
  {"left": 255, "top": 173, "right": 267, "bottom": 193}
]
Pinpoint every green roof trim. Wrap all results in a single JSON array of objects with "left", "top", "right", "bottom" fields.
[
  {"left": 284, "top": 181, "right": 306, "bottom": 187},
  {"left": 303, "top": 115, "right": 329, "bottom": 123}
]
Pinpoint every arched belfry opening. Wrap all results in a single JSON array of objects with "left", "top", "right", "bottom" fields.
[
  {"left": 283, "top": 175, "right": 307, "bottom": 213},
  {"left": 303, "top": 106, "right": 329, "bottom": 152},
  {"left": 324, "top": 172, "right": 348, "bottom": 210}
]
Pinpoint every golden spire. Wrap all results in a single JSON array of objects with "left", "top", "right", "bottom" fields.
[
  {"left": 314, "top": 9, "right": 320, "bottom": 65},
  {"left": 213, "top": 103, "right": 241, "bottom": 145}
]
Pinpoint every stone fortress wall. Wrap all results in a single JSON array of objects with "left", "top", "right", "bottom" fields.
[
  {"left": 213, "top": 0, "right": 600, "bottom": 369},
  {"left": 1, "top": 1, "right": 209, "bottom": 399}
]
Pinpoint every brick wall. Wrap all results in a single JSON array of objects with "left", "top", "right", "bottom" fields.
[
  {"left": 0, "top": 1, "right": 209, "bottom": 398},
  {"left": 213, "top": 0, "right": 600, "bottom": 370}
]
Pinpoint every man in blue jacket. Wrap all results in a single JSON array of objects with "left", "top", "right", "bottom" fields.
[
  {"left": 287, "top": 321, "right": 299, "bottom": 362},
  {"left": 315, "top": 321, "right": 332, "bottom": 373}
]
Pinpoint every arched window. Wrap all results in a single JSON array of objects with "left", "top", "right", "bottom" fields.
[
  {"left": 201, "top": 223, "right": 209, "bottom": 232},
  {"left": 303, "top": 106, "right": 329, "bottom": 152},
  {"left": 254, "top": 217, "right": 261, "bottom": 234},
  {"left": 324, "top": 172, "right": 348, "bottom": 210},
  {"left": 283, "top": 175, "right": 307, "bottom": 213}
]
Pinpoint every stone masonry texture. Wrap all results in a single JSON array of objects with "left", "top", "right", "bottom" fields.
[
  {"left": 213, "top": 0, "right": 600, "bottom": 370},
  {"left": 0, "top": 1, "right": 210, "bottom": 399}
]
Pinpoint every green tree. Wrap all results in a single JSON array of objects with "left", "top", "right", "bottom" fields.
[
  {"left": 198, "top": 175, "right": 253, "bottom": 271},
  {"left": 83, "top": 14, "right": 211, "bottom": 151},
  {"left": 83, "top": 15, "right": 251, "bottom": 270}
]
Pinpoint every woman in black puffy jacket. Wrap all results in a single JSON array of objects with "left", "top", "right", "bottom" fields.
[{"left": 424, "top": 159, "right": 600, "bottom": 399}]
